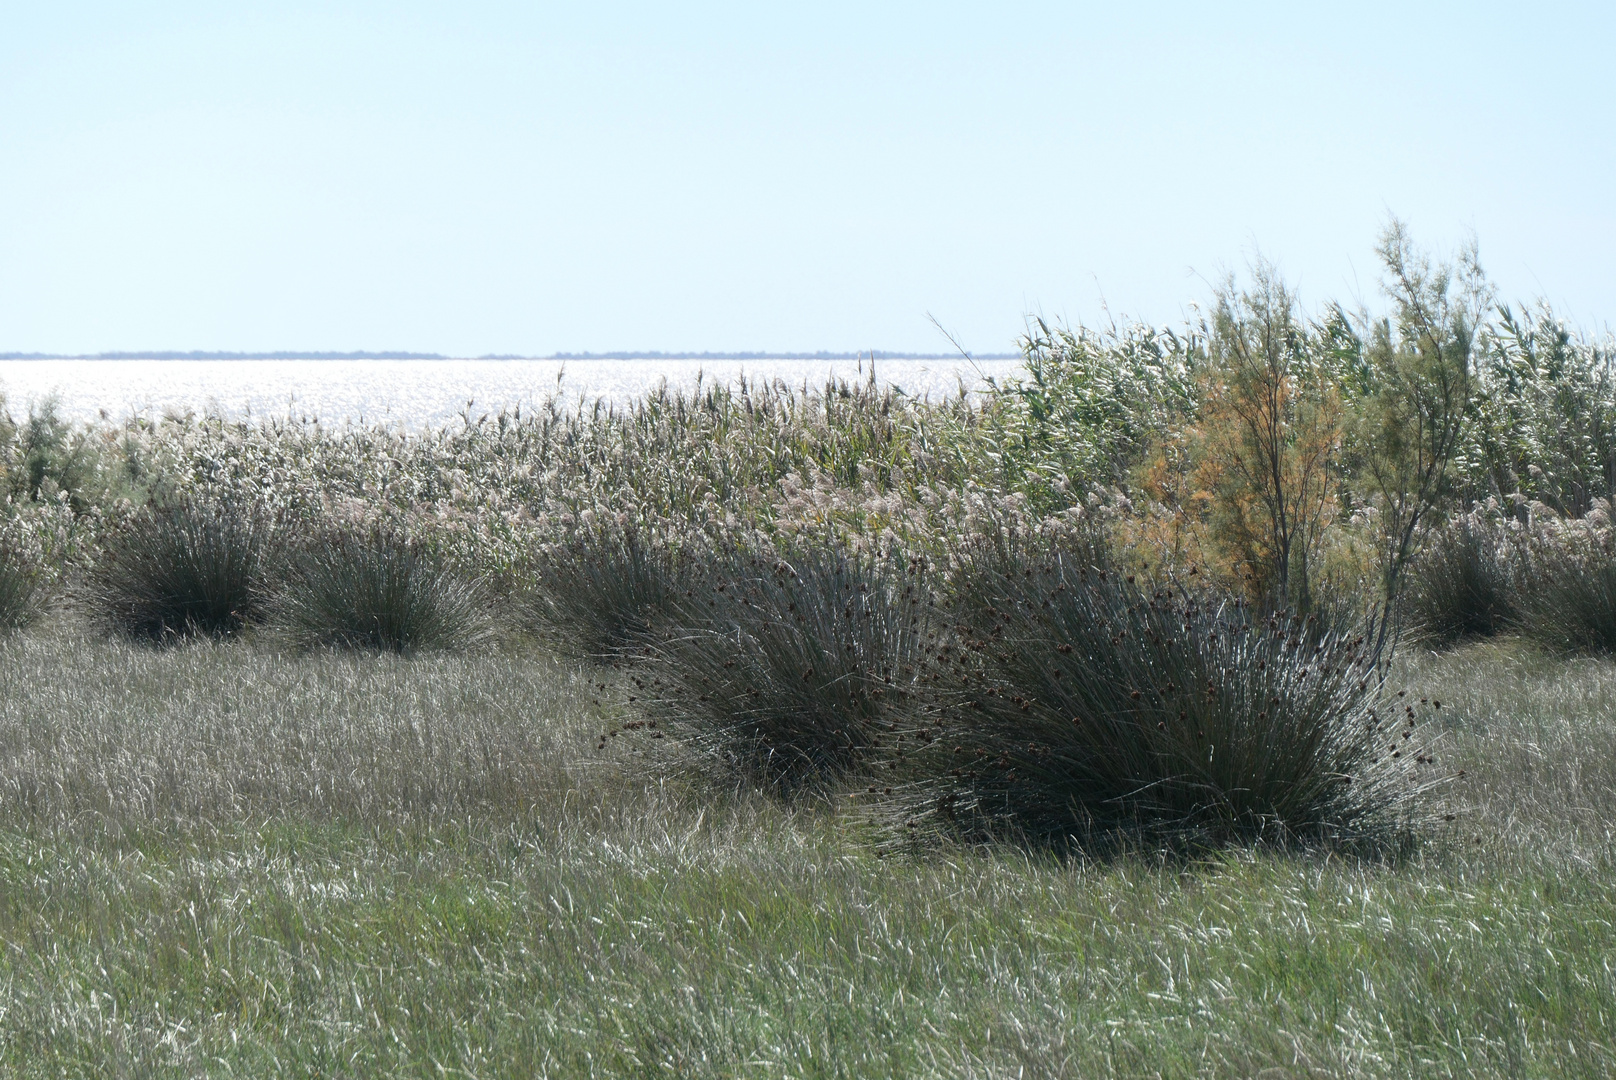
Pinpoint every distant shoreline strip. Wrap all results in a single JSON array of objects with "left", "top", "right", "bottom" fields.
[{"left": 0, "top": 351, "right": 1023, "bottom": 362}]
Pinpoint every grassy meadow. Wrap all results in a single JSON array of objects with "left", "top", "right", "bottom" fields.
[
  {"left": 0, "top": 630, "right": 1612, "bottom": 1077},
  {"left": 3, "top": 227, "right": 1616, "bottom": 1074}
]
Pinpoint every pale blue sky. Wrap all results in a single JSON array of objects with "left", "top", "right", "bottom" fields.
[{"left": 1, "top": 2, "right": 1611, "bottom": 355}]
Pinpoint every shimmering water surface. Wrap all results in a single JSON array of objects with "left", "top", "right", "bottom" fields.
[{"left": 0, "top": 357, "right": 1021, "bottom": 431}]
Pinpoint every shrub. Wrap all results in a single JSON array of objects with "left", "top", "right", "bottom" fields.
[
  {"left": 1402, "top": 510, "right": 1522, "bottom": 645},
  {"left": 628, "top": 540, "right": 936, "bottom": 795},
  {"left": 1181, "top": 267, "right": 1343, "bottom": 612},
  {"left": 1343, "top": 222, "right": 1491, "bottom": 656},
  {"left": 905, "top": 541, "right": 1427, "bottom": 851},
  {"left": 88, "top": 494, "right": 276, "bottom": 641},
  {"left": 271, "top": 524, "right": 497, "bottom": 654},
  {"left": 522, "top": 517, "right": 688, "bottom": 659}
]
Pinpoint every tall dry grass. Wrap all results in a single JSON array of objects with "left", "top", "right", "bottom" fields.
[
  {"left": 0, "top": 632, "right": 1611, "bottom": 1077},
  {"left": 0, "top": 633, "right": 615, "bottom": 826}
]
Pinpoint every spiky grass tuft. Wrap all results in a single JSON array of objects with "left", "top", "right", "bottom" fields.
[
  {"left": 271, "top": 524, "right": 498, "bottom": 655},
  {"left": 903, "top": 540, "right": 1432, "bottom": 852},
  {"left": 1517, "top": 540, "right": 1616, "bottom": 654},
  {"left": 0, "top": 544, "right": 48, "bottom": 630},
  {"left": 1403, "top": 512, "right": 1521, "bottom": 645},
  {"left": 87, "top": 494, "right": 277, "bottom": 641},
  {"left": 628, "top": 540, "right": 938, "bottom": 796},
  {"left": 522, "top": 517, "right": 689, "bottom": 659}
]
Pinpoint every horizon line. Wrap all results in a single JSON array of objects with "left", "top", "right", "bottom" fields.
[{"left": 0, "top": 349, "right": 1024, "bottom": 362}]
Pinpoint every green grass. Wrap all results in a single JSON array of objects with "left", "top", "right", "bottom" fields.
[{"left": 0, "top": 630, "right": 1612, "bottom": 1077}]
